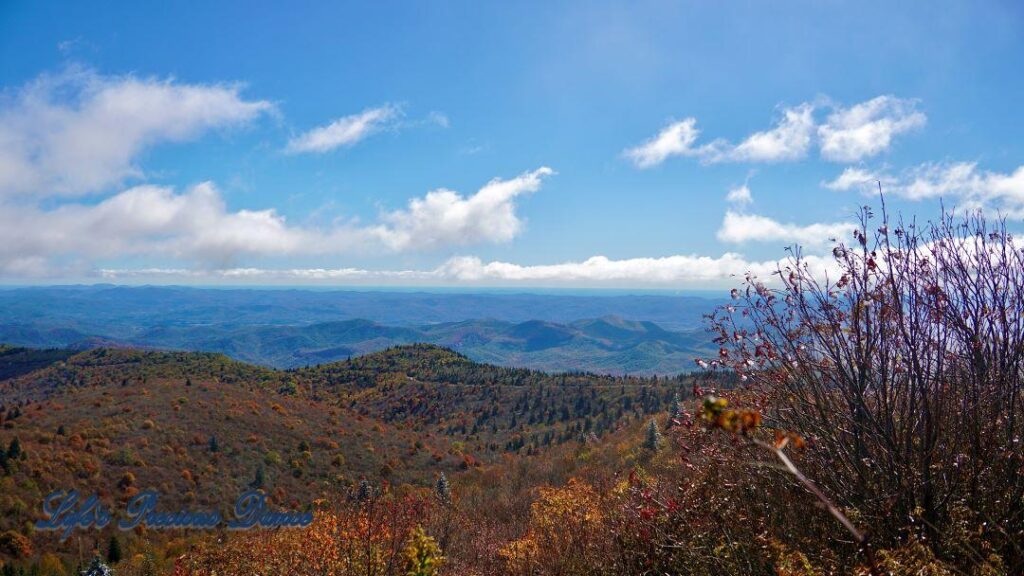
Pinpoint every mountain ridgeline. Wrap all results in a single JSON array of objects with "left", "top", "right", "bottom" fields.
[
  {"left": 0, "top": 287, "right": 720, "bottom": 375},
  {"left": 142, "top": 316, "right": 711, "bottom": 374}
]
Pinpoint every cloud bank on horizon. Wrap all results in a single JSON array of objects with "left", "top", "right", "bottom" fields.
[{"left": 1, "top": 3, "right": 1022, "bottom": 287}]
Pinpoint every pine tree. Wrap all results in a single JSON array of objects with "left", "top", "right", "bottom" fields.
[
  {"left": 435, "top": 473, "right": 451, "bottom": 506},
  {"left": 644, "top": 419, "right": 663, "bottom": 452},
  {"left": 7, "top": 437, "right": 21, "bottom": 460},
  {"left": 208, "top": 435, "right": 218, "bottom": 453},
  {"left": 80, "top": 555, "right": 113, "bottom": 576},
  {"left": 666, "top": 392, "right": 683, "bottom": 428},
  {"left": 251, "top": 464, "right": 265, "bottom": 489},
  {"left": 106, "top": 535, "right": 122, "bottom": 564},
  {"left": 356, "top": 479, "right": 373, "bottom": 502}
]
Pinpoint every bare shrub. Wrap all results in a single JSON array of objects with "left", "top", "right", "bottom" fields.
[{"left": 705, "top": 201, "right": 1024, "bottom": 570}]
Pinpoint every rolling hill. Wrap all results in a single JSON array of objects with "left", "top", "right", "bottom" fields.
[
  {"left": 0, "top": 313, "right": 713, "bottom": 375},
  {"left": 0, "top": 343, "right": 693, "bottom": 568},
  {"left": 142, "top": 315, "right": 712, "bottom": 374},
  {"left": 0, "top": 286, "right": 720, "bottom": 375}
]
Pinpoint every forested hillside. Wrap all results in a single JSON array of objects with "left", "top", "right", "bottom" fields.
[{"left": 0, "top": 344, "right": 692, "bottom": 573}]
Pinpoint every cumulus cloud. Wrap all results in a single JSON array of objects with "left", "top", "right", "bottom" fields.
[
  {"left": 826, "top": 162, "right": 1024, "bottom": 218},
  {"left": 0, "top": 68, "right": 273, "bottom": 197},
  {"left": 717, "top": 211, "right": 854, "bottom": 248},
  {"left": 711, "top": 103, "right": 816, "bottom": 163},
  {"left": 371, "top": 167, "right": 553, "bottom": 251},
  {"left": 285, "top": 105, "right": 400, "bottom": 154},
  {"left": 725, "top": 184, "right": 753, "bottom": 206},
  {"left": 623, "top": 118, "right": 703, "bottom": 168},
  {"left": 0, "top": 168, "right": 554, "bottom": 276},
  {"left": 0, "top": 183, "right": 328, "bottom": 271},
  {"left": 818, "top": 96, "right": 926, "bottom": 163},
  {"left": 822, "top": 167, "right": 892, "bottom": 191},
  {"left": 626, "top": 96, "right": 924, "bottom": 168},
  {"left": 100, "top": 252, "right": 840, "bottom": 287},
  {"left": 624, "top": 105, "right": 815, "bottom": 168},
  {"left": 717, "top": 184, "right": 851, "bottom": 248}
]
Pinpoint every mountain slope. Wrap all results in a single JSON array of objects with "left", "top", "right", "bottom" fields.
[
  {"left": 0, "top": 343, "right": 688, "bottom": 502},
  {"left": 0, "top": 343, "right": 697, "bottom": 571}
]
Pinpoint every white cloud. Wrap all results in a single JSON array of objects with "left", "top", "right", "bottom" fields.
[
  {"left": 100, "top": 252, "right": 840, "bottom": 287},
  {"left": 897, "top": 162, "right": 1017, "bottom": 202},
  {"left": 717, "top": 210, "right": 854, "bottom": 248},
  {"left": 371, "top": 167, "right": 553, "bottom": 251},
  {"left": 0, "top": 68, "right": 273, "bottom": 197},
  {"left": 822, "top": 167, "right": 892, "bottom": 192},
  {"left": 625, "top": 105, "right": 815, "bottom": 168},
  {"left": 0, "top": 168, "right": 554, "bottom": 275},
  {"left": 285, "top": 105, "right": 400, "bottom": 154},
  {"left": 626, "top": 96, "right": 924, "bottom": 168},
  {"left": 712, "top": 103, "right": 816, "bottom": 163},
  {"left": 0, "top": 183, "right": 327, "bottom": 271},
  {"left": 437, "top": 254, "right": 781, "bottom": 283},
  {"left": 825, "top": 162, "right": 1024, "bottom": 218},
  {"left": 725, "top": 184, "right": 753, "bottom": 206},
  {"left": 424, "top": 111, "right": 450, "bottom": 129},
  {"left": 623, "top": 118, "right": 702, "bottom": 168},
  {"left": 818, "top": 96, "right": 926, "bottom": 163}
]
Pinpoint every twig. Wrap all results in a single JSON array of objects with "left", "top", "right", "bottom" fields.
[{"left": 750, "top": 437, "right": 882, "bottom": 576}]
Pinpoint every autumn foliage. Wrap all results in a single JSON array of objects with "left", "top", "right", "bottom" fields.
[{"left": 177, "top": 491, "right": 440, "bottom": 576}]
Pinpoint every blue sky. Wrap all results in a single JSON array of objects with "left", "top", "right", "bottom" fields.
[{"left": 1, "top": 1, "right": 1022, "bottom": 288}]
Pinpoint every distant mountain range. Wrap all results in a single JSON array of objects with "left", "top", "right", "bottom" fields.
[
  {"left": 0, "top": 286, "right": 721, "bottom": 374},
  {"left": 0, "top": 316, "right": 711, "bottom": 375}
]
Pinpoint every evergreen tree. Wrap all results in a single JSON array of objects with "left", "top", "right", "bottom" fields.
[
  {"left": 356, "top": 479, "right": 373, "bottom": 502},
  {"left": 250, "top": 464, "right": 265, "bottom": 489},
  {"left": 80, "top": 556, "right": 113, "bottom": 576},
  {"left": 7, "top": 437, "right": 21, "bottom": 460},
  {"left": 106, "top": 534, "right": 122, "bottom": 564},
  {"left": 435, "top": 473, "right": 452, "bottom": 506},
  {"left": 644, "top": 419, "right": 663, "bottom": 452},
  {"left": 666, "top": 391, "right": 683, "bottom": 428},
  {"left": 208, "top": 435, "right": 218, "bottom": 453}
]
